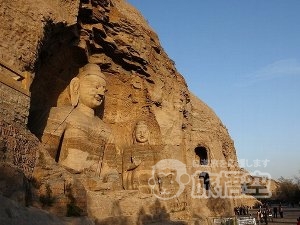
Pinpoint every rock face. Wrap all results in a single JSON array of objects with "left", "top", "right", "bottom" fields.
[
  {"left": 0, "top": 0, "right": 243, "bottom": 224},
  {"left": 0, "top": 195, "right": 94, "bottom": 225},
  {"left": 0, "top": 0, "right": 79, "bottom": 71}
]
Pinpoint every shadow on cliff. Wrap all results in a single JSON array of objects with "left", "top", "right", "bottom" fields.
[
  {"left": 94, "top": 199, "right": 187, "bottom": 225},
  {"left": 27, "top": 18, "right": 88, "bottom": 139},
  {"left": 94, "top": 201, "right": 130, "bottom": 225},
  {"left": 137, "top": 199, "right": 187, "bottom": 225}
]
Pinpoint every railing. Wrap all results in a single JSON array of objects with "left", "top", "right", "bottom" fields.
[{"left": 0, "top": 59, "right": 31, "bottom": 96}]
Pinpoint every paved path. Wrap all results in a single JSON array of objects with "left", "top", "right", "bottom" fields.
[{"left": 249, "top": 208, "right": 300, "bottom": 225}]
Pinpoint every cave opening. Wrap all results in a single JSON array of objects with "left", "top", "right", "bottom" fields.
[{"left": 195, "top": 146, "right": 208, "bottom": 165}]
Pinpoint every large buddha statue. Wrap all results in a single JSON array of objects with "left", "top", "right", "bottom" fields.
[
  {"left": 41, "top": 63, "right": 116, "bottom": 177},
  {"left": 122, "top": 121, "right": 158, "bottom": 192}
]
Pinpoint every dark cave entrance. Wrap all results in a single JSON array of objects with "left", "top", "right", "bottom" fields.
[
  {"left": 195, "top": 146, "right": 208, "bottom": 165},
  {"left": 199, "top": 172, "right": 210, "bottom": 191}
]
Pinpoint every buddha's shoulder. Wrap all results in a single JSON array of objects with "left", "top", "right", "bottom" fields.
[{"left": 48, "top": 106, "right": 74, "bottom": 121}]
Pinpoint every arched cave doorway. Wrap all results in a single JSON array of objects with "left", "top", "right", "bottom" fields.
[
  {"left": 195, "top": 146, "right": 208, "bottom": 165},
  {"left": 199, "top": 172, "right": 210, "bottom": 190}
]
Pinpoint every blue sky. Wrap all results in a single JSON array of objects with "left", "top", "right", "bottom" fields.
[{"left": 126, "top": 0, "right": 300, "bottom": 180}]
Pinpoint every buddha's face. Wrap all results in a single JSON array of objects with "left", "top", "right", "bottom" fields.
[
  {"left": 135, "top": 125, "right": 149, "bottom": 143},
  {"left": 78, "top": 75, "right": 106, "bottom": 109}
]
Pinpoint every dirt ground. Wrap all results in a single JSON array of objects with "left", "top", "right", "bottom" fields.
[{"left": 249, "top": 207, "right": 300, "bottom": 225}]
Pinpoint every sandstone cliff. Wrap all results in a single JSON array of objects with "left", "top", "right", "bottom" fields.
[{"left": 0, "top": 0, "right": 243, "bottom": 224}]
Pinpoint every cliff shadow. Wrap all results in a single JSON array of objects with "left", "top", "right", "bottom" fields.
[
  {"left": 27, "top": 18, "right": 88, "bottom": 139},
  {"left": 94, "top": 201, "right": 130, "bottom": 225},
  {"left": 137, "top": 199, "right": 188, "bottom": 225},
  {"left": 93, "top": 198, "right": 188, "bottom": 225}
]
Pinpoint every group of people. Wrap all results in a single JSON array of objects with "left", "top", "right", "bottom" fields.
[
  {"left": 234, "top": 205, "right": 250, "bottom": 215},
  {"left": 272, "top": 204, "right": 284, "bottom": 218},
  {"left": 256, "top": 203, "right": 285, "bottom": 224},
  {"left": 256, "top": 207, "right": 272, "bottom": 225}
]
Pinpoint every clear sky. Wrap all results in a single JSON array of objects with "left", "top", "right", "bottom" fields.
[{"left": 127, "top": 0, "right": 300, "bottom": 180}]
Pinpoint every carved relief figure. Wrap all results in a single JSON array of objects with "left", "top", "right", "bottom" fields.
[
  {"left": 42, "top": 63, "right": 115, "bottom": 175},
  {"left": 148, "top": 159, "right": 190, "bottom": 200},
  {"left": 122, "top": 121, "right": 158, "bottom": 192}
]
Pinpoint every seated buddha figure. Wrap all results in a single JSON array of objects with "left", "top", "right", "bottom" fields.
[
  {"left": 122, "top": 121, "right": 158, "bottom": 193},
  {"left": 41, "top": 63, "right": 116, "bottom": 176}
]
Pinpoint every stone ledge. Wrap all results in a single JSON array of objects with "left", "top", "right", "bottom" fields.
[{"left": 0, "top": 72, "right": 30, "bottom": 96}]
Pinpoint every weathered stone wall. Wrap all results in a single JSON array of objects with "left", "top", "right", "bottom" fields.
[
  {"left": 0, "top": 0, "right": 244, "bottom": 223},
  {"left": 0, "top": 67, "right": 38, "bottom": 178},
  {"left": 0, "top": 82, "right": 30, "bottom": 125},
  {"left": 0, "top": 118, "right": 38, "bottom": 178},
  {"left": 0, "top": 0, "right": 79, "bottom": 72}
]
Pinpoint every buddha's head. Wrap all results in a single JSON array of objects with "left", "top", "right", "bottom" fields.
[
  {"left": 133, "top": 121, "right": 150, "bottom": 144},
  {"left": 70, "top": 63, "right": 107, "bottom": 109}
]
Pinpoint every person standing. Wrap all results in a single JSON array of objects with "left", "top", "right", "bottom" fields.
[
  {"left": 279, "top": 204, "right": 283, "bottom": 218},
  {"left": 273, "top": 206, "right": 278, "bottom": 218},
  {"left": 263, "top": 209, "right": 268, "bottom": 225},
  {"left": 257, "top": 209, "right": 262, "bottom": 225}
]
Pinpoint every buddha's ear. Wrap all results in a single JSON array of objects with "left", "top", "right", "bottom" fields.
[{"left": 70, "top": 77, "right": 80, "bottom": 107}]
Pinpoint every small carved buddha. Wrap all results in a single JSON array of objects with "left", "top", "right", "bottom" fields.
[{"left": 122, "top": 121, "right": 158, "bottom": 192}]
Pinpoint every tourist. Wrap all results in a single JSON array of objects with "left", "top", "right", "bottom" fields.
[
  {"left": 273, "top": 206, "right": 278, "bottom": 218},
  {"left": 262, "top": 209, "right": 268, "bottom": 225},
  {"left": 279, "top": 204, "right": 283, "bottom": 218},
  {"left": 257, "top": 209, "right": 262, "bottom": 224}
]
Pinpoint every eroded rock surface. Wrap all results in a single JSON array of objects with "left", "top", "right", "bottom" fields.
[{"left": 0, "top": 0, "right": 248, "bottom": 224}]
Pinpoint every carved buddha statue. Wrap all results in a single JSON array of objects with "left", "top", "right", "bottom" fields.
[
  {"left": 42, "top": 63, "right": 115, "bottom": 176},
  {"left": 122, "top": 121, "right": 158, "bottom": 192}
]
